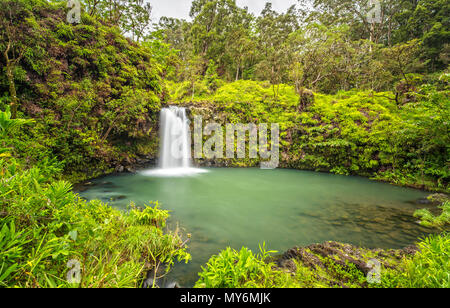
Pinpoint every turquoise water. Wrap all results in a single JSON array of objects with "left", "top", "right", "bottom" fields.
[{"left": 77, "top": 168, "right": 431, "bottom": 287}]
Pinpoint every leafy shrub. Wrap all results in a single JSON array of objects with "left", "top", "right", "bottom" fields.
[{"left": 195, "top": 244, "right": 295, "bottom": 288}]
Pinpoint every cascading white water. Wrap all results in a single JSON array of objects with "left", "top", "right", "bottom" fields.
[
  {"left": 160, "top": 106, "right": 191, "bottom": 169},
  {"left": 142, "top": 106, "right": 207, "bottom": 177}
]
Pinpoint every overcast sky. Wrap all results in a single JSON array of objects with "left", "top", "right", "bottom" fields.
[{"left": 150, "top": 0, "right": 299, "bottom": 22}]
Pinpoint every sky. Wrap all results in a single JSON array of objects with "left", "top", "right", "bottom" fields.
[{"left": 150, "top": 0, "right": 299, "bottom": 22}]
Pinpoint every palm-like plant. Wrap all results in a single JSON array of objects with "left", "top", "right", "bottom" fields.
[{"left": 0, "top": 106, "right": 33, "bottom": 156}]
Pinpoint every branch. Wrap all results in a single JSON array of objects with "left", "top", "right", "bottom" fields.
[{"left": 4, "top": 38, "right": 11, "bottom": 63}]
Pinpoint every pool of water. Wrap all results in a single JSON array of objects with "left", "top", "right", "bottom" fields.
[{"left": 77, "top": 168, "right": 432, "bottom": 287}]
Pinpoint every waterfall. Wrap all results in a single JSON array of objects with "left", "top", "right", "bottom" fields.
[
  {"left": 142, "top": 106, "right": 206, "bottom": 177},
  {"left": 159, "top": 106, "right": 191, "bottom": 169}
]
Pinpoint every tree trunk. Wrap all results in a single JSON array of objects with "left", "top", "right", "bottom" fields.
[
  {"left": 3, "top": 37, "right": 20, "bottom": 119},
  {"left": 5, "top": 62, "right": 18, "bottom": 119},
  {"left": 369, "top": 22, "right": 374, "bottom": 52}
]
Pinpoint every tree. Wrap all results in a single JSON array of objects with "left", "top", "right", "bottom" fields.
[
  {"left": 0, "top": 0, "right": 37, "bottom": 119},
  {"left": 189, "top": 0, "right": 234, "bottom": 61},
  {"left": 255, "top": 4, "right": 299, "bottom": 95},
  {"left": 396, "top": 0, "right": 450, "bottom": 70},
  {"left": 155, "top": 17, "right": 194, "bottom": 76},
  {"left": 223, "top": 9, "right": 255, "bottom": 81},
  {"left": 123, "top": 0, "right": 152, "bottom": 42},
  {"left": 382, "top": 39, "right": 422, "bottom": 100},
  {"left": 188, "top": 0, "right": 256, "bottom": 78},
  {"left": 82, "top": 0, "right": 152, "bottom": 41},
  {"left": 204, "top": 59, "right": 220, "bottom": 90},
  {"left": 183, "top": 55, "right": 205, "bottom": 98},
  {"left": 144, "top": 31, "right": 181, "bottom": 83},
  {"left": 300, "top": 0, "right": 409, "bottom": 45}
]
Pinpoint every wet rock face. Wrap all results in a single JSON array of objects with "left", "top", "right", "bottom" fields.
[
  {"left": 193, "top": 158, "right": 233, "bottom": 168},
  {"left": 275, "top": 241, "right": 418, "bottom": 288},
  {"left": 427, "top": 193, "right": 448, "bottom": 204},
  {"left": 413, "top": 193, "right": 448, "bottom": 205},
  {"left": 114, "top": 157, "right": 156, "bottom": 174},
  {"left": 125, "top": 166, "right": 136, "bottom": 173},
  {"left": 278, "top": 242, "right": 370, "bottom": 274},
  {"left": 142, "top": 264, "right": 180, "bottom": 289}
]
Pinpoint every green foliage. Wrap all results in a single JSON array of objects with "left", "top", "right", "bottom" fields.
[
  {"left": 168, "top": 80, "right": 211, "bottom": 101},
  {"left": 156, "top": 0, "right": 448, "bottom": 93},
  {"left": 0, "top": 117, "right": 189, "bottom": 288},
  {"left": 197, "top": 234, "right": 450, "bottom": 288},
  {"left": 0, "top": 106, "right": 33, "bottom": 157},
  {"left": 1, "top": 1, "right": 447, "bottom": 188},
  {"left": 0, "top": 1, "right": 164, "bottom": 182},
  {"left": 0, "top": 158, "right": 190, "bottom": 287},
  {"left": 170, "top": 80, "right": 449, "bottom": 192},
  {"left": 0, "top": 0, "right": 448, "bottom": 289},
  {"left": 195, "top": 243, "right": 295, "bottom": 288},
  {"left": 81, "top": 0, "right": 152, "bottom": 42},
  {"left": 379, "top": 233, "right": 450, "bottom": 288},
  {"left": 414, "top": 195, "right": 450, "bottom": 229},
  {"left": 0, "top": 106, "right": 33, "bottom": 138},
  {"left": 127, "top": 201, "right": 169, "bottom": 228},
  {"left": 377, "top": 193, "right": 449, "bottom": 288},
  {"left": 415, "top": 202, "right": 450, "bottom": 229},
  {"left": 204, "top": 60, "right": 221, "bottom": 91},
  {"left": 401, "top": 233, "right": 450, "bottom": 288}
]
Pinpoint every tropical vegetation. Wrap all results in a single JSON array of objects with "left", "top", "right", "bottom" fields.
[{"left": 0, "top": 0, "right": 448, "bottom": 288}]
